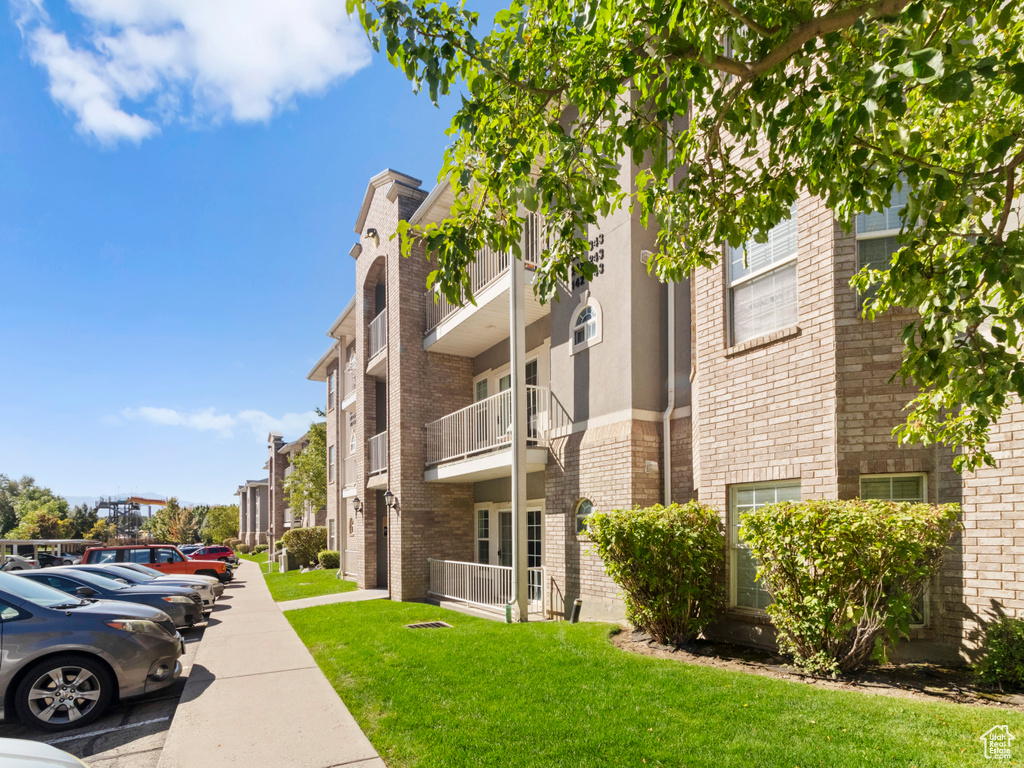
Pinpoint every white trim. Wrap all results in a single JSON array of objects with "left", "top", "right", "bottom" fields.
[
  {"left": 855, "top": 227, "right": 901, "bottom": 241},
  {"left": 569, "top": 294, "right": 603, "bottom": 355},
  {"left": 727, "top": 251, "right": 797, "bottom": 288},
  {"left": 547, "top": 407, "right": 688, "bottom": 438}
]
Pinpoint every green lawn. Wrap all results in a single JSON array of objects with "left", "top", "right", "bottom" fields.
[
  {"left": 238, "top": 552, "right": 267, "bottom": 564},
  {"left": 287, "top": 600, "right": 1023, "bottom": 768},
  {"left": 258, "top": 563, "right": 358, "bottom": 602}
]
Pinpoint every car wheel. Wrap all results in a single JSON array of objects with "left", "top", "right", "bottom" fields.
[
  {"left": 196, "top": 569, "right": 217, "bottom": 578},
  {"left": 8, "top": 566, "right": 22, "bottom": 571},
  {"left": 217, "top": 557, "right": 228, "bottom": 562},
  {"left": 15, "top": 655, "right": 113, "bottom": 732}
]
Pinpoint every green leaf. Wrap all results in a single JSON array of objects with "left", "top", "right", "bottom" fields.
[{"left": 933, "top": 70, "right": 973, "bottom": 103}]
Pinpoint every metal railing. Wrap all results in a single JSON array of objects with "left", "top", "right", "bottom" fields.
[
  {"left": 368, "top": 308, "right": 387, "bottom": 360},
  {"left": 428, "top": 558, "right": 544, "bottom": 614},
  {"left": 424, "top": 214, "right": 544, "bottom": 334},
  {"left": 368, "top": 431, "right": 387, "bottom": 476},
  {"left": 343, "top": 454, "right": 356, "bottom": 486},
  {"left": 425, "top": 386, "right": 548, "bottom": 466}
]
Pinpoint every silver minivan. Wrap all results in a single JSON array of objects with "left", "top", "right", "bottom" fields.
[{"left": 0, "top": 571, "right": 184, "bottom": 731}]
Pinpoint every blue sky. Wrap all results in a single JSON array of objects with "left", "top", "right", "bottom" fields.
[{"left": 0, "top": 0, "right": 482, "bottom": 504}]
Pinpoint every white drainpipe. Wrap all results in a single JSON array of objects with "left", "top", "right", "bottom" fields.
[{"left": 663, "top": 283, "right": 675, "bottom": 506}]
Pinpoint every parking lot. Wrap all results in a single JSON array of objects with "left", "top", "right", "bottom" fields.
[{"left": 0, "top": 585, "right": 237, "bottom": 767}]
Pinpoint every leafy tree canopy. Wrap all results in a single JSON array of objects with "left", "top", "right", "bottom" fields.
[
  {"left": 202, "top": 504, "right": 240, "bottom": 544},
  {"left": 283, "top": 422, "right": 327, "bottom": 519},
  {"left": 349, "top": 0, "right": 1024, "bottom": 469}
]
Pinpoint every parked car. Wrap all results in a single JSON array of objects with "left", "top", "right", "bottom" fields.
[
  {"left": 178, "top": 544, "right": 202, "bottom": 556},
  {"left": 0, "top": 738, "right": 89, "bottom": 766},
  {"left": 15, "top": 567, "right": 204, "bottom": 629},
  {"left": 82, "top": 545, "right": 232, "bottom": 583},
  {"left": 0, "top": 555, "right": 39, "bottom": 572},
  {"left": 71, "top": 563, "right": 218, "bottom": 611},
  {"left": 188, "top": 545, "right": 239, "bottom": 565},
  {"left": 36, "top": 552, "right": 75, "bottom": 568},
  {"left": 106, "top": 561, "right": 224, "bottom": 600},
  {"left": 0, "top": 571, "right": 183, "bottom": 732}
]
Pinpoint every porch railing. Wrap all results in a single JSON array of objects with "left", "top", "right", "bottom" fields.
[
  {"left": 424, "top": 214, "right": 544, "bottom": 334},
  {"left": 368, "top": 308, "right": 387, "bottom": 360},
  {"left": 342, "top": 363, "right": 356, "bottom": 400},
  {"left": 425, "top": 386, "right": 548, "bottom": 466},
  {"left": 428, "top": 558, "right": 544, "bottom": 614},
  {"left": 368, "top": 431, "right": 387, "bottom": 476}
]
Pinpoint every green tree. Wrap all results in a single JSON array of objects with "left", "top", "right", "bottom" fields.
[
  {"left": 65, "top": 503, "right": 98, "bottom": 539},
  {"left": 166, "top": 503, "right": 198, "bottom": 543},
  {"left": 87, "top": 519, "right": 112, "bottom": 543},
  {"left": 350, "top": 0, "right": 1024, "bottom": 469},
  {"left": 283, "top": 421, "right": 327, "bottom": 520},
  {"left": 6, "top": 510, "right": 64, "bottom": 540},
  {"left": 202, "top": 505, "right": 239, "bottom": 544}
]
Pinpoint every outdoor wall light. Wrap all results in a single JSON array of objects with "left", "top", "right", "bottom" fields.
[
  {"left": 365, "top": 227, "right": 379, "bottom": 245},
  {"left": 352, "top": 496, "right": 363, "bottom": 515},
  {"left": 384, "top": 489, "right": 398, "bottom": 513}
]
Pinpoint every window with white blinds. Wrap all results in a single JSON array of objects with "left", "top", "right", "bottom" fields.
[
  {"left": 856, "top": 185, "right": 909, "bottom": 283},
  {"left": 730, "top": 481, "right": 800, "bottom": 611},
  {"left": 727, "top": 205, "right": 798, "bottom": 345}
]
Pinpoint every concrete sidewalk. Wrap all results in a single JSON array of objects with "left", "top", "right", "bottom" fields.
[
  {"left": 278, "top": 588, "right": 388, "bottom": 612},
  {"left": 157, "top": 561, "right": 385, "bottom": 768}
]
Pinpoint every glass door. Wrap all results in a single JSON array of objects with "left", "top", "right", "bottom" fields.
[{"left": 498, "top": 510, "right": 512, "bottom": 567}]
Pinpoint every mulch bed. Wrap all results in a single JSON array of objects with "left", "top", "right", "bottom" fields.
[{"left": 611, "top": 629, "right": 1024, "bottom": 710}]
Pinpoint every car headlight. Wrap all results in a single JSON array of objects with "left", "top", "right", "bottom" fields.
[
  {"left": 179, "top": 583, "right": 207, "bottom": 591},
  {"left": 162, "top": 596, "right": 193, "bottom": 603},
  {"left": 105, "top": 619, "right": 166, "bottom": 636}
]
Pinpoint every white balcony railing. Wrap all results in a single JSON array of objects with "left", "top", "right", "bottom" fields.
[
  {"left": 343, "top": 454, "right": 356, "bottom": 486},
  {"left": 368, "top": 431, "right": 387, "bottom": 476},
  {"left": 368, "top": 309, "right": 387, "bottom": 360},
  {"left": 343, "top": 363, "right": 356, "bottom": 399},
  {"left": 424, "top": 214, "right": 544, "bottom": 334},
  {"left": 428, "top": 558, "right": 544, "bottom": 614},
  {"left": 425, "top": 386, "right": 548, "bottom": 466}
]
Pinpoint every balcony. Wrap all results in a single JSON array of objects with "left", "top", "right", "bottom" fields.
[
  {"left": 343, "top": 454, "right": 356, "bottom": 487},
  {"left": 368, "top": 431, "right": 387, "bottom": 476},
  {"left": 424, "top": 387, "right": 550, "bottom": 483},
  {"left": 428, "top": 559, "right": 544, "bottom": 615},
  {"left": 423, "top": 215, "right": 550, "bottom": 357},
  {"left": 341, "top": 363, "right": 357, "bottom": 409},
  {"left": 367, "top": 309, "right": 387, "bottom": 377}
]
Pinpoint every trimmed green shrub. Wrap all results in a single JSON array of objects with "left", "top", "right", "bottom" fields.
[
  {"left": 253, "top": 544, "right": 268, "bottom": 553},
  {"left": 740, "top": 499, "right": 961, "bottom": 675},
  {"left": 274, "top": 539, "right": 285, "bottom": 552},
  {"left": 318, "top": 550, "right": 340, "bottom": 570},
  {"left": 222, "top": 537, "right": 242, "bottom": 548},
  {"left": 282, "top": 526, "right": 328, "bottom": 568},
  {"left": 236, "top": 543, "right": 250, "bottom": 554},
  {"left": 976, "top": 617, "right": 1024, "bottom": 691},
  {"left": 588, "top": 502, "right": 724, "bottom": 645}
]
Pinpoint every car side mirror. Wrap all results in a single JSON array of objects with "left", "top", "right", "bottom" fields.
[{"left": 74, "top": 586, "right": 97, "bottom": 597}]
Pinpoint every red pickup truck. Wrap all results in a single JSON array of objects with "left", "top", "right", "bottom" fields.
[{"left": 82, "top": 545, "right": 233, "bottom": 583}]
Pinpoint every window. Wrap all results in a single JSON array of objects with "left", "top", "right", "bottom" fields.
[
  {"left": 728, "top": 204, "right": 798, "bottom": 345},
  {"left": 328, "top": 518, "right": 336, "bottom": 551},
  {"left": 348, "top": 412, "right": 357, "bottom": 455},
  {"left": 570, "top": 297, "right": 603, "bottom": 353},
  {"left": 127, "top": 548, "right": 151, "bottom": 564},
  {"left": 574, "top": 498, "right": 594, "bottom": 536},
  {"left": 92, "top": 550, "right": 117, "bottom": 563},
  {"left": 730, "top": 482, "right": 801, "bottom": 611},
  {"left": 327, "top": 371, "right": 336, "bottom": 410},
  {"left": 475, "top": 379, "right": 488, "bottom": 402},
  {"left": 856, "top": 185, "right": 909, "bottom": 297},
  {"left": 477, "top": 509, "right": 490, "bottom": 564},
  {"left": 154, "top": 548, "right": 182, "bottom": 564},
  {"left": 328, "top": 445, "right": 336, "bottom": 483},
  {"left": 860, "top": 473, "right": 929, "bottom": 625}
]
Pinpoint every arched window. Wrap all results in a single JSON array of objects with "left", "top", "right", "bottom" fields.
[
  {"left": 570, "top": 297, "right": 602, "bottom": 353},
  {"left": 575, "top": 498, "right": 594, "bottom": 535}
]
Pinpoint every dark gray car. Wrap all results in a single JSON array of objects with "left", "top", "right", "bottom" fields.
[
  {"left": 70, "top": 564, "right": 218, "bottom": 611},
  {"left": 15, "top": 568, "right": 204, "bottom": 629},
  {"left": 0, "top": 571, "right": 183, "bottom": 732}
]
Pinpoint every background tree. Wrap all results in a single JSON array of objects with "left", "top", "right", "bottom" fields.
[
  {"left": 87, "top": 519, "right": 112, "bottom": 543},
  {"left": 283, "top": 421, "right": 327, "bottom": 523},
  {"left": 202, "top": 504, "right": 239, "bottom": 544},
  {"left": 65, "top": 503, "right": 98, "bottom": 539},
  {"left": 166, "top": 502, "right": 198, "bottom": 543},
  {"left": 5, "top": 509, "right": 63, "bottom": 539},
  {"left": 350, "top": 0, "right": 1024, "bottom": 469}
]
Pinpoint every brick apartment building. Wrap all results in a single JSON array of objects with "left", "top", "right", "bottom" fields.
[
  {"left": 297, "top": 166, "right": 1019, "bottom": 664},
  {"left": 235, "top": 478, "right": 268, "bottom": 548}
]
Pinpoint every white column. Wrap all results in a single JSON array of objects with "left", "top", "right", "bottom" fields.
[{"left": 510, "top": 250, "right": 529, "bottom": 621}]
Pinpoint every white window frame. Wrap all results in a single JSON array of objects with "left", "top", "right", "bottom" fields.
[
  {"left": 328, "top": 445, "right": 336, "bottom": 484},
  {"left": 727, "top": 204, "right": 799, "bottom": 346},
  {"left": 569, "top": 295, "right": 603, "bottom": 354},
  {"left": 854, "top": 183, "right": 910, "bottom": 297},
  {"left": 574, "top": 498, "right": 594, "bottom": 537},
  {"left": 859, "top": 472, "right": 930, "bottom": 627},
  {"left": 476, "top": 507, "right": 490, "bottom": 564},
  {"left": 327, "top": 371, "right": 336, "bottom": 411},
  {"left": 729, "top": 480, "right": 801, "bottom": 613},
  {"left": 328, "top": 518, "right": 336, "bottom": 551},
  {"left": 347, "top": 412, "right": 357, "bottom": 456}
]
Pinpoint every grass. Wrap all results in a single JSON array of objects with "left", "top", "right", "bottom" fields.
[
  {"left": 238, "top": 552, "right": 267, "bottom": 564},
  {"left": 287, "top": 600, "right": 1024, "bottom": 768},
  {"left": 254, "top": 560, "right": 358, "bottom": 602}
]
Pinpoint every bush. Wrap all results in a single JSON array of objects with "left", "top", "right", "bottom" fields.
[
  {"left": 318, "top": 550, "right": 340, "bottom": 570},
  {"left": 223, "top": 537, "right": 242, "bottom": 548},
  {"left": 588, "top": 502, "right": 724, "bottom": 645},
  {"left": 274, "top": 539, "right": 285, "bottom": 552},
  {"left": 740, "top": 499, "right": 961, "bottom": 675},
  {"left": 236, "top": 543, "right": 250, "bottom": 554},
  {"left": 976, "top": 617, "right": 1024, "bottom": 691},
  {"left": 281, "top": 526, "right": 327, "bottom": 568},
  {"left": 253, "top": 544, "right": 268, "bottom": 553}
]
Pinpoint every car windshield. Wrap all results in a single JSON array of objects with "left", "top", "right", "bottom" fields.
[
  {"left": 83, "top": 567, "right": 145, "bottom": 584},
  {"left": 111, "top": 563, "right": 158, "bottom": 579},
  {"left": 53, "top": 569, "right": 131, "bottom": 591},
  {"left": 0, "top": 572, "right": 84, "bottom": 609}
]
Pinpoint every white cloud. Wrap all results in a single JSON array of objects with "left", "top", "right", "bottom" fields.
[
  {"left": 120, "top": 406, "right": 317, "bottom": 440},
  {"left": 13, "top": 0, "right": 371, "bottom": 144}
]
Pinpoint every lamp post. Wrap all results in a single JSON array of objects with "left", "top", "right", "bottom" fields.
[{"left": 352, "top": 496, "right": 363, "bottom": 515}]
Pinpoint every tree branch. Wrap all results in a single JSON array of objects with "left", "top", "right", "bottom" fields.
[{"left": 712, "top": 0, "right": 778, "bottom": 38}]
